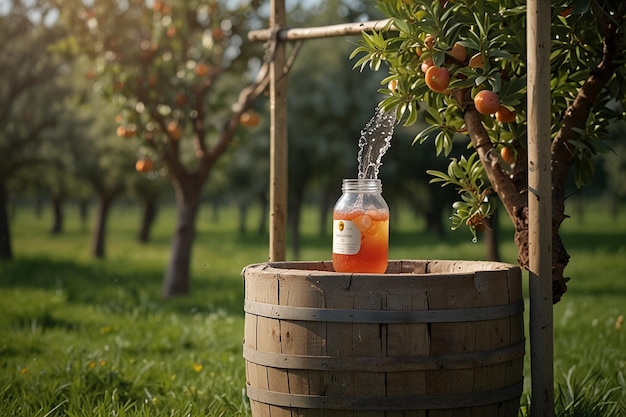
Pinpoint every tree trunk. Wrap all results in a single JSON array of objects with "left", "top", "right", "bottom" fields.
[
  {"left": 79, "top": 200, "right": 90, "bottom": 231},
  {"left": 91, "top": 194, "right": 115, "bottom": 259},
  {"left": 161, "top": 186, "right": 201, "bottom": 298},
  {"left": 50, "top": 194, "right": 64, "bottom": 235},
  {"left": 138, "top": 198, "right": 158, "bottom": 243},
  {"left": 0, "top": 180, "right": 13, "bottom": 260}
]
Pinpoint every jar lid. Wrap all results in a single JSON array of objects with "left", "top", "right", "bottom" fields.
[{"left": 341, "top": 178, "right": 382, "bottom": 193}]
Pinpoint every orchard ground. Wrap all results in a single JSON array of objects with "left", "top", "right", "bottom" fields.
[{"left": 1, "top": 199, "right": 624, "bottom": 416}]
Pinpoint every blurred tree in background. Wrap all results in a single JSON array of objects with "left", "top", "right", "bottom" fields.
[
  {"left": 0, "top": 0, "right": 71, "bottom": 260},
  {"left": 57, "top": 0, "right": 273, "bottom": 296}
]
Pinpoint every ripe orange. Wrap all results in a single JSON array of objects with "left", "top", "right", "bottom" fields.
[
  {"left": 167, "top": 121, "right": 182, "bottom": 140},
  {"left": 239, "top": 111, "right": 260, "bottom": 127},
  {"left": 387, "top": 79, "right": 398, "bottom": 92},
  {"left": 474, "top": 90, "right": 500, "bottom": 115},
  {"left": 420, "top": 57, "right": 434, "bottom": 73},
  {"left": 135, "top": 158, "right": 154, "bottom": 173},
  {"left": 448, "top": 43, "right": 467, "bottom": 62},
  {"left": 495, "top": 106, "right": 517, "bottom": 123},
  {"left": 195, "top": 63, "right": 210, "bottom": 77},
  {"left": 500, "top": 147, "right": 516, "bottom": 164},
  {"left": 424, "top": 35, "right": 436, "bottom": 50},
  {"left": 116, "top": 126, "right": 127, "bottom": 138},
  {"left": 425, "top": 66, "right": 451, "bottom": 93},
  {"left": 469, "top": 53, "right": 485, "bottom": 69}
]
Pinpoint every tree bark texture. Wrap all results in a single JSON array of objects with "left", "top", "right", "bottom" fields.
[
  {"left": 91, "top": 194, "right": 115, "bottom": 259},
  {"left": 138, "top": 198, "right": 158, "bottom": 244},
  {"left": 161, "top": 176, "right": 201, "bottom": 298}
]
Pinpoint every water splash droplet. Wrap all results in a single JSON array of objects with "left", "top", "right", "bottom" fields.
[{"left": 357, "top": 106, "right": 396, "bottom": 179}]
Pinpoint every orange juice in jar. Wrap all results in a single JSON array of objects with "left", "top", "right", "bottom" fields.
[{"left": 332, "top": 179, "right": 389, "bottom": 273}]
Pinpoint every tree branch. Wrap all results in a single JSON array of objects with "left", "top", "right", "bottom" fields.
[
  {"left": 248, "top": 19, "right": 394, "bottom": 42},
  {"left": 453, "top": 88, "right": 525, "bottom": 220},
  {"left": 200, "top": 39, "right": 303, "bottom": 178}
]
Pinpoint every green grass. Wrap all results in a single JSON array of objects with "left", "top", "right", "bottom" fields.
[{"left": 0, "top": 200, "right": 625, "bottom": 416}]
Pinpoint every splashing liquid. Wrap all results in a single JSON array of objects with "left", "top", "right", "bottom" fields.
[
  {"left": 331, "top": 107, "right": 395, "bottom": 273},
  {"left": 357, "top": 106, "right": 396, "bottom": 179}
]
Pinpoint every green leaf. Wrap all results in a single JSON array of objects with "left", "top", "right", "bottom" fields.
[{"left": 393, "top": 18, "right": 411, "bottom": 35}]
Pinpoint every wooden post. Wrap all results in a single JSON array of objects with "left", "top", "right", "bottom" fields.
[
  {"left": 527, "top": 0, "right": 554, "bottom": 416},
  {"left": 269, "top": 0, "right": 287, "bottom": 262}
]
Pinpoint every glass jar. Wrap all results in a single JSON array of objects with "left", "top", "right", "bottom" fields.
[{"left": 332, "top": 178, "right": 389, "bottom": 273}]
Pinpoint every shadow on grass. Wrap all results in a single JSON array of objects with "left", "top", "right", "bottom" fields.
[{"left": 0, "top": 257, "right": 246, "bottom": 317}]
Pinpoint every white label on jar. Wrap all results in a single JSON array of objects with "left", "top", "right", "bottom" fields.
[{"left": 332, "top": 220, "right": 361, "bottom": 255}]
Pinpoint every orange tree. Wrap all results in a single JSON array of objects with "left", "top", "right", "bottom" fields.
[
  {"left": 0, "top": 0, "right": 71, "bottom": 260},
  {"left": 352, "top": 0, "right": 625, "bottom": 302},
  {"left": 59, "top": 0, "right": 273, "bottom": 296}
]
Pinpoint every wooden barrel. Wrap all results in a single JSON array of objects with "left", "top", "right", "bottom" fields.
[{"left": 243, "top": 260, "right": 525, "bottom": 417}]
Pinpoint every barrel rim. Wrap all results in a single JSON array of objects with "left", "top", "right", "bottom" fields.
[{"left": 242, "top": 259, "right": 521, "bottom": 278}]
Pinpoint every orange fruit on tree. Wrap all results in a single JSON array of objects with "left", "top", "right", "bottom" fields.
[
  {"left": 167, "top": 120, "right": 182, "bottom": 140},
  {"left": 195, "top": 63, "right": 210, "bottom": 77},
  {"left": 425, "top": 66, "right": 451, "bottom": 93},
  {"left": 135, "top": 158, "right": 154, "bottom": 173},
  {"left": 474, "top": 90, "right": 500, "bottom": 115},
  {"left": 448, "top": 43, "right": 467, "bottom": 62},
  {"left": 424, "top": 35, "right": 436, "bottom": 50},
  {"left": 495, "top": 106, "right": 517, "bottom": 123},
  {"left": 240, "top": 111, "right": 260, "bottom": 127},
  {"left": 420, "top": 57, "right": 434, "bottom": 73},
  {"left": 500, "top": 147, "right": 516, "bottom": 165},
  {"left": 116, "top": 126, "right": 127, "bottom": 138},
  {"left": 469, "top": 53, "right": 485, "bottom": 69}
]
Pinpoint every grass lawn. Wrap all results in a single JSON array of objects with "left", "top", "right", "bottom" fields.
[{"left": 0, "top": 199, "right": 624, "bottom": 416}]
